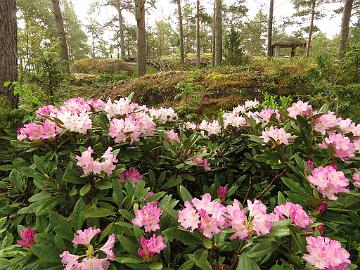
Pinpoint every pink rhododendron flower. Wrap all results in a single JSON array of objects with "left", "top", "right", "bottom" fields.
[
  {"left": 60, "top": 98, "right": 91, "bottom": 114},
  {"left": 17, "top": 120, "right": 62, "bottom": 141},
  {"left": 307, "top": 166, "right": 349, "bottom": 200},
  {"left": 352, "top": 171, "right": 360, "bottom": 188},
  {"left": 138, "top": 235, "right": 166, "bottom": 258},
  {"left": 314, "top": 111, "right": 339, "bottom": 135},
  {"left": 247, "top": 200, "right": 272, "bottom": 236},
  {"left": 100, "top": 234, "right": 116, "bottom": 260},
  {"left": 261, "top": 126, "right": 293, "bottom": 145},
  {"left": 226, "top": 200, "right": 250, "bottom": 240},
  {"left": 287, "top": 100, "right": 312, "bottom": 119},
  {"left": 132, "top": 203, "right": 162, "bottom": 232},
  {"left": 183, "top": 122, "right": 197, "bottom": 130},
  {"left": 223, "top": 112, "right": 247, "bottom": 128},
  {"left": 56, "top": 111, "right": 92, "bottom": 134},
  {"left": 72, "top": 227, "right": 101, "bottom": 245},
  {"left": 77, "top": 258, "right": 110, "bottom": 270},
  {"left": 17, "top": 227, "right": 37, "bottom": 248},
  {"left": 165, "top": 129, "right": 180, "bottom": 142},
  {"left": 178, "top": 194, "right": 227, "bottom": 238},
  {"left": 35, "top": 105, "right": 58, "bottom": 119},
  {"left": 119, "top": 168, "right": 142, "bottom": 185},
  {"left": 104, "top": 98, "right": 132, "bottom": 119},
  {"left": 217, "top": 186, "right": 227, "bottom": 201},
  {"left": 303, "top": 236, "right": 350, "bottom": 270},
  {"left": 192, "top": 157, "right": 211, "bottom": 171},
  {"left": 88, "top": 99, "right": 106, "bottom": 112},
  {"left": 319, "top": 133, "right": 356, "bottom": 160},
  {"left": 274, "top": 202, "right": 312, "bottom": 228},
  {"left": 76, "top": 147, "right": 118, "bottom": 176},
  {"left": 244, "top": 99, "right": 259, "bottom": 109},
  {"left": 258, "top": 108, "right": 281, "bottom": 123},
  {"left": 149, "top": 107, "right": 178, "bottom": 123},
  {"left": 60, "top": 251, "right": 79, "bottom": 270},
  {"left": 199, "top": 120, "right": 222, "bottom": 136}
]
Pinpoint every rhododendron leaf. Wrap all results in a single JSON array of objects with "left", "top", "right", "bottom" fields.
[
  {"left": 35, "top": 196, "right": 61, "bottom": 216},
  {"left": 192, "top": 249, "right": 212, "bottom": 270},
  {"left": 71, "top": 198, "right": 86, "bottom": 230},
  {"left": 281, "top": 177, "right": 308, "bottom": 196},
  {"left": 85, "top": 206, "right": 115, "bottom": 218},
  {"left": 119, "top": 209, "right": 134, "bottom": 221},
  {"left": 49, "top": 212, "right": 73, "bottom": 240},
  {"left": 179, "top": 260, "right": 195, "bottom": 270},
  {"left": 112, "top": 178, "right": 124, "bottom": 206},
  {"left": 63, "top": 162, "right": 86, "bottom": 184},
  {"left": 268, "top": 220, "right": 291, "bottom": 238},
  {"left": 28, "top": 192, "right": 52, "bottom": 203},
  {"left": 133, "top": 225, "right": 143, "bottom": 243},
  {"left": 246, "top": 242, "right": 279, "bottom": 261},
  {"left": 162, "top": 228, "right": 200, "bottom": 246},
  {"left": 236, "top": 253, "right": 260, "bottom": 270},
  {"left": 115, "top": 256, "right": 142, "bottom": 264},
  {"left": 117, "top": 235, "right": 138, "bottom": 254},
  {"left": 95, "top": 180, "right": 112, "bottom": 190},
  {"left": 160, "top": 175, "right": 183, "bottom": 190},
  {"left": 80, "top": 183, "right": 91, "bottom": 196},
  {"left": 179, "top": 185, "right": 193, "bottom": 202},
  {"left": 146, "top": 192, "right": 166, "bottom": 203}
]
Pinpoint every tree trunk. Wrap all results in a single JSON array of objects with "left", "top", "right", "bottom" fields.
[
  {"left": 196, "top": 0, "right": 201, "bottom": 68},
  {"left": 0, "top": 0, "right": 18, "bottom": 108},
  {"left": 176, "top": 0, "right": 185, "bottom": 66},
  {"left": 115, "top": 0, "right": 126, "bottom": 60},
  {"left": 306, "top": 0, "right": 316, "bottom": 57},
  {"left": 135, "top": 0, "right": 146, "bottom": 77},
  {"left": 212, "top": 0, "right": 215, "bottom": 66},
  {"left": 267, "top": 0, "right": 274, "bottom": 57},
  {"left": 214, "top": 0, "right": 222, "bottom": 66},
  {"left": 338, "top": 0, "right": 354, "bottom": 60},
  {"left": 51, "top": 0, "right": 70, "bottom": 75}
]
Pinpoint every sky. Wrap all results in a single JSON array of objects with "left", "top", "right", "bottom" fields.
[{"left": 71, "top": 0, "right": 343, "bottom": 42}]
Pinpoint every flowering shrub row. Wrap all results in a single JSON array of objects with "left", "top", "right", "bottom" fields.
[{"left": 0, "top": 96, "right": 359, "bottom": 269}]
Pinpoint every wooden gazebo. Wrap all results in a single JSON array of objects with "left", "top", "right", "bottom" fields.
[{"left": 271, "top": 37, "right": 307, "bottom": 57}]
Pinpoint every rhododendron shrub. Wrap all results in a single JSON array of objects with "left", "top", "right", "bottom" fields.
[{"left": 0, "top": 96, "right": 359, "bottom": 269}]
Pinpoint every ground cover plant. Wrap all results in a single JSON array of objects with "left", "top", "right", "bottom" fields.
[{"left": 0, "top": 96, "right": 359, "bottom": 270}]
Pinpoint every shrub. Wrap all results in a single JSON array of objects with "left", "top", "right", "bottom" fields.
[
  {"left": 71, "top": 58, "right": 134, "bottom": 76},
  {"left": 1, "top": 96, "right": 360, "bottom": 269}
]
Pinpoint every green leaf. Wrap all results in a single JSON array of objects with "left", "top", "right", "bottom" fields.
[
  {"left": 179, "top": 260, "right": 195, "bottom": 270},
  {"left": 162, "top": 228, "right": 200, "bottom": 246},
  {"left": 80, "top": 183, "right": 91, "bottom": 196},
  {"left": 71, "top": 198, "right": 86, "bottom": 230},
  {"left": 85, "top": 207, "right": 115, "bottom": 218},
  {"left": 63, "top": 163, "right": 85, "bottom": 184},
  {"left": 236, "top": 253, "right": 261, "bottom": 270},
  {"left": 49, "top": 212, "right": 73, "bottom": 240},
  {"left": 28, "top": 192, "right": 52, "bottom": 202},
  {"left": 192, "top": 249, "right": 212, "bottom": 270},
  {"left": 179, "top": 185, "right": 193, "bottom": 202}
]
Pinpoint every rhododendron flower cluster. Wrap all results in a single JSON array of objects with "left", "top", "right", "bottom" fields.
[
  {"left": 274, "top": 202, "right": 313, "bottom": 228},
  {"left": 17, "top": 120, "right": 62, "bottom": 141},
  {"left": 17, "top": 227, "right": 37, "bottom": 248},
  {"left": 247, "top": 200, "right": 273, "bottom": 236},
  {"left": 287, "top": 100, "right": 312, "bottom": 119},
  {"left": 353, "top": 171, "right": 360, "bottom": 188},
  {"left": 199, "top": 120, "right": 222, "bottom": 136},
  {"left": 148, "top": 107, "right": 178, "bottom": 123},
  {"left": 76, "top": 147, "right": 118, "bottom": 176},
  {"left": 319, "top": 133, "right": 356, "bottom": 160},
  {"left": 56, "top": 111, "right": 92, "bottom": 134},
  {"left": 244, "top": 99, "right": 259, "bottom": 109},
  {"left": 307, "top": 166, "right": 349, "bottom": 200},
  {"left": 109, "top": 112, "right": 156, "bottom": 143},
  {"left": 226, "top": 200, "right": 250, "bottom": 240},
  {"left": 132, "top": 203, "right": 162, "bottom": 232},
  {"left": 119, "top": 168, "right": 142, "bottom": 185},
  {"left": 303, "top": 236, "right": 350, "bottom": 270},
  {"left": 314, "top": 111, "right": 340, "bottom": 135},
  {"left": 60, "top": 228, "right": 115, "bottom": 270},
  {"left": 165, "top": 129, "right": 180, "bottom": 142},
  {"left": 223, "top": 112, "right": 247, "bottom": 128},
  {"left": 192, "top": 157, "right": 211, "bottom": 171},
  {"left": 258, "top": 108, "right": 281, "bottom": 123},
  {"left": 261, "top": 126, "right": 293, "bottom": 145},
  {"left": 138, "top": 235, "right": 166, "bottom": 259}
]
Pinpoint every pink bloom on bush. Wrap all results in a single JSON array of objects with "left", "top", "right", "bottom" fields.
[
  {"left": 88, "top": 99, "right": 106, "bottom": 112},
  {"left": 217, "top": 186, "right": 227, "bottom": 201},
  {"left": 314, "top": 111, "right": 339, "bottom": 135},
  {"left": 60, "top": 98, "right": 91, "bottom": 114},
  {"left": 199, "top": 120, "right": 222, "bottom": 136},
  {"left": 303, "top": 236, "right": 350, "bottom": 270},
  {"left": 35, "top": 105, "right": 58, "bottom": 119},
  {"left": 132, "top": 203, "right": 162, "bottom": 232},
  {"left": 17, "top": 227, "right": 37, "bottom": 248},
  {"left": 352, "top": 171, "right": 360, "bottom": 188},
  {"left": 287, "top": 100, "right": 312, "bottom": 119},
  {"left": 56, "top": 111, "right": 92, "bottom": 134},
  {"left": 60, "top": 251, "right": 79, "bottom": 270},
  {"left": 226, "top": 200, "right": 249, "bottom": 240},
  {"left": 165, "top": 129, "right": 180, "bottom": 142},
  {"left": 149, "top": 107, "right": 178, "bottom": 123},
  {"left": 244, "top": 99, "right": 259, "bottom": 109},
  {"left": 261, "top": 126, "right": 293, "bottom": 145},
  {"left": 258, "top": 108, "right": 281, "bottom": 123},
  {"left": 247, "top": 200, "right": 272, "bottom": 236},
  {"left": 192, "top": 157, "right": 211, "bottom": 171},
  {"left": 307, "top": 166, "right": 349, "bottom": 200},
  {"left": 178, "top": 201, "right": 200, "bottom": 232},
  {"left": 138, "top": 235, "right": 166, "bottom": 258},
  {"left": 319, "top": 133, "right": 356, "bottom": 160},
  {"left": 274, "top": 202, "right": 312, "bottom": 228},
  {"left": 99, "top": 147, "right": 118, "bottom": 176},
  {"left": 119, "top": 168, "right": 142, "bottom": 185},
  {"left": 104, "top": 98, "right": 132, "bottom": 119},
  {"left": 72, "top": 227, "right": 101, "bottom": 245},
  {"left": 76, "top": 147, "right": 117, "bottom": 176},
  {"left": 100, "top": 234, "right": 116, "bottom": 260},
  {"left": 223, "top": 112, "right": 247, "bottom": 128},
  {"left": 77, "top": 258, "right": 110, "bottom": 270},
  {"left": 17, "top": 120, "right": 62, "bottom": 141}
]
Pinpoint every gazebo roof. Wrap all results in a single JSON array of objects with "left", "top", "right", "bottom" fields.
[{"left": 272, "top": 37, "right": 307, "bottom": 47}]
